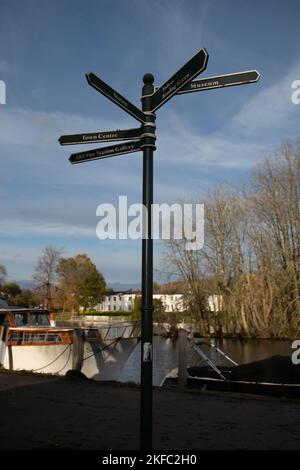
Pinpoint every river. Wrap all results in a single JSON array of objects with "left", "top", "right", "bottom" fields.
[{"left": 119, "top": 336, "right": 293, "bottom": 386}]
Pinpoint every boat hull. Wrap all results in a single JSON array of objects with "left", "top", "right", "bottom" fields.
[
  {"left": 3, "top": 338, "right": 139, "bottom": 381},
  {"left": 163, "top": 356, "right": 300, "bottom": 399}
]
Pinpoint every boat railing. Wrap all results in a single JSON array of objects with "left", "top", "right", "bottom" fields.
[
  {"left": 102, "top": 321, "right": 140, "bottom": 340},
  {"left": 82, "top": 321, "right": 141, "bottom": 340},
  {"left": 191, "top": 338, "right": 238, "bottom": 381}
]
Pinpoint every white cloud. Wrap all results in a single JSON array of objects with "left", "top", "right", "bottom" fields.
[
  {"left": 0, "top": 219, "right": 95, "bottom": 238},
  {"left": 229, "top": 59, "right": 300, "bottom": 138}
]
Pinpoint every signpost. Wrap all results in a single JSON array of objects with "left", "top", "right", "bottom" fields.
[
  {"left": 59, "top": 128, "right": 143, "bottom": 146},
  {"left": 86, "top": 72, "right": 146, "bottom": 123},
  {"left": 177, "top": 69, "right": 260, "bottom": 94},
  {"left": 150, "top": 48, "right": 208, "bottom": 112},
  {"left": 69, "top": 141, "right": 142, "bottom": 164},
  {"left": 59, "top": 48, "right": 260, "bottom": 452}
]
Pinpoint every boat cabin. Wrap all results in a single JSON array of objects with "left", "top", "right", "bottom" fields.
[{"left": 0, "top": 308, "right": 51, "bottom": 327}]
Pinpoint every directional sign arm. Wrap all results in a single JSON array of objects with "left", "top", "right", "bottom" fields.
[
  {"left": 86, "top": 73, "right": 146, "bottom": 124},
  {"left": 177, "top": 70, "right": 260, "bottom": 94},
  {"left": 150, "top": 48, "right": 209, "bottom": 112},
  {"left": 69, "top": 140, "right": 142, "bottom": 164},
  {"left": 59, "top": 127, "right": 143, "bottom": 146}
]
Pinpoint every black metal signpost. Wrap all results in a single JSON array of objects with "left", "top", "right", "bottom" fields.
[
  {"left": 59, "top": 128, "right": 143, "bottom": 146},
  {"left": 177, "top": 69, "right": 260, "bottom": 94},
  {"left": 59, "top": 48, "right": 260, "bottom": 451},
  {"left": 69, "top": 141, "right": 142, "bottom": 164}
]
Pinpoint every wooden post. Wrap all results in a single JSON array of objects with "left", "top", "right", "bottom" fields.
[
  {"left": 178, "top": 328, "right": 188, "bottom": 389},
  {"left": 72, "top": 328, "right": 84, "bottom": 371}
]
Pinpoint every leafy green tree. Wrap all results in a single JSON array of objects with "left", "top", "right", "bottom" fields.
[
  {"left": 2, "top": 282, "right": 22, "bottom": 299},
  {"left": 131, "top": 295, "right": 142, "bottom": 319},
  {"left": 131, "top": 295, "right": 165, "bottom": 321},
  {"left": 57, "top": 254, "right": 106, "bottom": 312},
  {"left": 12, "top": 289, "right": 39, "bottom": 308},
  {"left": 79, "top": 269, "right": 106, "bottom": 310}
]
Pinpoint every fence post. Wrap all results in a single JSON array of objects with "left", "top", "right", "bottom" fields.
[
  {"left": 72, "top": 328, "right": 84, "bottom": 371},
  {"left": 178, "top": 328, "right": 188, "bottom": 389}
]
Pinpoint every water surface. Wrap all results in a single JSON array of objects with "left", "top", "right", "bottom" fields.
[{"left": 119, "top": 336, "right": 293, "bottom": 386}]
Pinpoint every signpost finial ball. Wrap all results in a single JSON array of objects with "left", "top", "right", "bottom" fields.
[{"left": 143, "top": 73, "right": 154, "bottom": 85}]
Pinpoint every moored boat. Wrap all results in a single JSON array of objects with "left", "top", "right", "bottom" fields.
[
  {"left": 162, "top": 338, "right": 300, "bottom": 398},
  {"left": 0, "top": 307, "right": 140, "bottom": 381}
]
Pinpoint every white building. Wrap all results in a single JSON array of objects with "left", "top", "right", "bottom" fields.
[
  {"left": 153, "top": 294, "right": 184, "bottom": 312},
  {"left": 95, "top": 291, "right": 221, "bottom": 313},
  {"left": 96, "top": 292, "right": 135, "bottom": 312},
  {"left": 95, "top": 292, "right": 185, "bottom": 313}
]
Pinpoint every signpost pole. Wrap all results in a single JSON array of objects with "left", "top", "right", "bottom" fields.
[
  {"left": 140, "top": 73, "right": 156, "bottom": 451},
  {"left": 59, "top": 50, "right": 260, "bottom": 453}
]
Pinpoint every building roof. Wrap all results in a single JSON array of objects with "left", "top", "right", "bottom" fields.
[{"left": 105, "top": 290, "right": 135, "bottom": 297}]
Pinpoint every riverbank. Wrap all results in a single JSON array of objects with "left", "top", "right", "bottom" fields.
[{"left": 0, "top": 370, "right": 300, "bottom": 450}]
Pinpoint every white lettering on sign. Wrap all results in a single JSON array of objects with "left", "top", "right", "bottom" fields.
[
  {"left": 82, "top": 133, "right": 119, "bottom": 141},
  {"left": 161, "top": 73, "right": 191, "bottom": 100},
  {"left": 191, "top": 80, "right": 219, "bottom": 89}
]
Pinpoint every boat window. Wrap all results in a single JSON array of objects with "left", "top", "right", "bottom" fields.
[
  {"left": 23, "top": 333, "right": 62, "bottom": 343},
  {"left": 8, "top": 332, "right": 62, "bottom": 344},
  {"left": 32, "top": 313, "right": 50, "bottom": 326},
  {"left": 8, "top": 332, "right": 22, "bottom": 343},
  {"left": 0, "top": 314, "right": 9, "bottom": 326},
  {"left": 14, "top": 313, "right": 28, "bottom": 326},
  {"left": 45, "top": 334, "right": 62, "bottom": 342}
]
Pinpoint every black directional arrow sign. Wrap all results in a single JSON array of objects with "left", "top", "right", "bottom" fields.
[
  {"left": 69, "top": 140, "right": 142, "bottom": 164},
  {"left": 177, "top": 70, "right": 260, "bottom": 95},
  {"left": 59, "top": 127, "right": 143, "bottom": 146},
  {"left": 150, "top": 48, "right": 208, "bottom": 112},
  {"left": 86, "top": 73, "right": 146, "bottom": 124}
]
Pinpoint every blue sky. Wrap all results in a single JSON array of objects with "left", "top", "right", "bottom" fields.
[{"left": 0, "top": 0, "right": 300, "bottom": 286}]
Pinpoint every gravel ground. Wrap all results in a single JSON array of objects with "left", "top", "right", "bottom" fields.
[{"left": 0, "top": 371, "right": 300, "bottom": 450}]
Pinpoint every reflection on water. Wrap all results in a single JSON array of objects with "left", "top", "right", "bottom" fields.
[{"left": 119, "top": 336, "right": 293, "bottom": 386}]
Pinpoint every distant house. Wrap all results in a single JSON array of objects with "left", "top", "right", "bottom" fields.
[
  {"left": 96, "top": 291, "right": 135, "bottom": 312},
  {"left": 94, "top": 291, "right": 222, "bottom": 314},
  {"left": 96, "top": 292, "right": 184, "bottom": 313}
]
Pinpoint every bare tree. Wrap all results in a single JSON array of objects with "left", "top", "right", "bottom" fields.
[
  {"left": 164, "top": 203, "right": 210, "bottom": 335},
  {"left": 33, "top": 246, "right": 63, "bottom": 309},
  {"left": 163, "top": 139, "right": 300, "bottom": 338}
]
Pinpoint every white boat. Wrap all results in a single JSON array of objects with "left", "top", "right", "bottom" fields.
[{"left": 0, "top": 307, "right": 140, "bottom": 381}]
